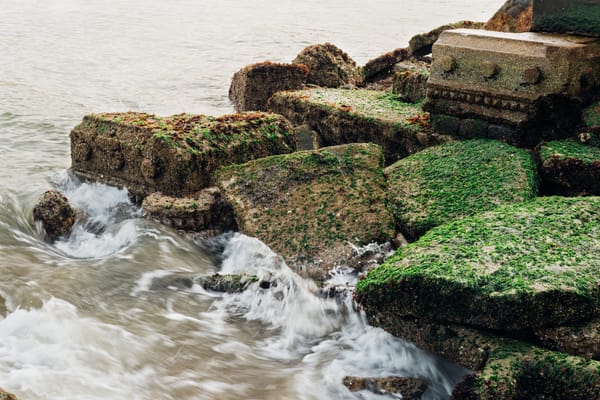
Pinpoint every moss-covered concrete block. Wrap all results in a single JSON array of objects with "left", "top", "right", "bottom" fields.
[
  {"left": 70, "top": 112, "right": 297, "bottom": 198},
  {"left": 356, "top": 196, "right": 600, "bottom": 331},
  {"left": 228, "top": 62, "right": 308, "bottom": 112},
  {"left": 142, "top": 187, "right": 236, "bottom": 232},
  {"left": 269, "top": 88, "right": 451, "bottom": 164},
  {"left": 215, "top": 143, "right": 395, "bottom": 280},
  {"left": 392, "top": 69, "right": 428, "bottom": 104},
  {"left": 386, "top": 139, "right": 537, "bottom": 240},
  {"left": 537, "top": 140, "right": 600, "bottom": 195},
  {"left": 532, "top": 0, "right": 600, "bottom": 37}
]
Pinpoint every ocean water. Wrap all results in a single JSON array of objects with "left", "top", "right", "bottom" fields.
[{"left": 0, "top": 1, "right": 504, "bottom": 398}]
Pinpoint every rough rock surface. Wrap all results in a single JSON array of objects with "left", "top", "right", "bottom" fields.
[
  {"left": 292, "top": 43, "right": 361, "bottom": 88},
  {"left": 537, "top": 140, "right": 600, "bottom": 195},
  {"left": 386, "top": 139, "right": 537, "bottom": 240},
  {"left": 392, "top": 69, "right": 428, "bottom": 104},
  {"left": 362, "top": 48, "right": 408, "bottom": 83},
  {"left": 0, "top": 389, "right": 17, "bottom": 400},
  {"left": 408, "top": 20, "right": 484, "bottom": 57},
  {"left": 484, "top": 0, "right": 533, "bottom": 33},
  {"left": 532, "top": 0, "right": 600, "bottom": 37},
  {"left": 535, "top": 319, "right": 600, "bottom": 360},
  {"left": 269, "top": 88, "right": 451, "bottom": 164},
  {"left": 33, "top": 190, "right": 77, "bottom": 241},
  {"left": 142, "top": 187, "right": 236, "bottom": 232},
  {"left": 228, "top": 62, "right": 308, "bottom": 112},
  {"left": 70, "top": 112, "right": 296, "bottom": 199},
  {"left": 216, "top": 143, "right": 395, "bottom": 280},
  {"left": 197, "top": 273, "right": 257, "bottom": 293},
  {"left": 343, "top": 376, "right": 427, "bottom": 399},
  {"left": 356, "top": 196, "right": 600, "bottom": 331}
]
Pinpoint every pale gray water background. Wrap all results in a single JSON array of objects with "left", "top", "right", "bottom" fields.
[{"left": 0, "top": 1, "right": 504, "bottom": 398}]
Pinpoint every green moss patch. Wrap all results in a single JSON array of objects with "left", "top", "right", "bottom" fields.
[
  {"left": 386, "top": 139, "right": 537, "bottom": 240},
  {"left": 356, "top": 196, "right": 600, "bottom": 331},
  {"left": 583, "top": 101, "right": 600, "bottom": 129},
  {"left": 216, "top": 143, "right": 395, "bottom": 280},
  {"left": 70, "top": 112, "right": 296, "bottom": 197},
  {"left": 269, "top": 88, "right": 451, "bottom": 164},
  {"left": 537, "top": 140, "right": 600, "bottom": 195}
]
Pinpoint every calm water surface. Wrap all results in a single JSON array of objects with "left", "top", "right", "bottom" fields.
[{"left": 0, "top": 1, "right": 503, "bottom": 398}]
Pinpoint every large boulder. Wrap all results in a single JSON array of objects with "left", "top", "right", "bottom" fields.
[
  {"left": 386, "top": 139, "right": 537, "bottom": 240},
  {"left": 356, "top": 196, "right": 600, "bottom": 331},
  {"left": 484, "top": 0, "right": 533, "bottom": 33},
  {"left": 228, "top": 62, "right": 308, "bottom": 112},
  {"left": 142, "top": 187, "right": 236, "bottom": 232},
  {"left": 33, "top": 190, "right": 77, "bottom": 241},
  {"left": 269, "top": 88, "right": 451, "bottom": 164},
  {"left": 408, "top": 21, "right": 484, "bottom": 57},
  {"left": 292, "top": 43, "right": 361, "bottom": 88},
  {"left": 536, "top": 140, "right": 600, "bottom": 195},
  {"left": 70, "top": 112, "right": 297, "bottom": 199},
  {"left": 215, "top": 143, "right": 395, "bottom": 280}
]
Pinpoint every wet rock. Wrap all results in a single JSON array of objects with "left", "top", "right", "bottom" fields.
[
  {"left": 142, "top": 187, "right": 237, "bottom": 232},
  {"left": 362, "top": 48, "right": 408, "bottom": 83},
  {"left": 292, "top": 43, "right": 361, "bottom": 88},
  {"left": 356, "top": 196, "right": 600, "bottom": 331},
  {"left": 294, "top": 124, "right": 321, "bottom": 151},
  {"left": 386, "top": 139, "right": 537, "bottom": 240},
  {"left": 70, "top": 112, "right": 297, "bottom": 198},
  {"left": 343, "top": 376, "right": 428, "bottom": 399},
  {"left": 33, "top": 190, "right": 77, "bottom": 241},
  {"left": 392, "top": 69, "right": 428, "bottom": 104},
  {"left": 408, "top": 21, "right": 484, "bottom": 57},
  {"left": 484, "top": 0, "right": 533, "bottom": 32},
  {"left": 216, "top": 143, "right": 395, "bottom": 280},
  {"left": 150, "top": 274, "right": 194, "bottom": 290},
  {"left": 229, "top": 62, "right": 308, "bottom": 112},
  {"left": 536, "top": 139, "right": 600, "bottom": 195},
  {"left": 535, "top": 318, "right": 600, "bottom": 360},
  {"left": 0, "top": 389, "right": 17, "bottom": 400},
  {"left": 269, "top": 88, "right": 451, "bottom": 165},
  {"left": 196, "top": 273, "right": 257, "bottom": 293},
  {"left": 532, "top": 0, "right": 600, "bottom": 37}
]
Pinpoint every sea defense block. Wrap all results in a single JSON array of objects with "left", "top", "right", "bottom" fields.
[
  {"left": 532, "top": 0, "right": 600, "bottom": 37},
  {"left": 425, "top": 29, "right": 600, "bottom": 145}
]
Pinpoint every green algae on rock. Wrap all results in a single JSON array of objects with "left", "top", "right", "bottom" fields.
[
  {"left": 386, "top": 139, "right": 537, "bottom": 240},
  {"left": 292, "top": 43, "right": 361, "bottom": 88},
  {"left": 215, "top": 143, "right": 395, "bottom": 280},
  {"left": 537, "top": 139, "right": 600, "bottom": 195},
  {"left": 268, "top": 88, "right": 451, "bottom": 164},
  {"left": 70, "top": 112, "right": 297, "bottom": 199},
  {"left": 356, "top": 196, "right": 600, "bottom": 331}
]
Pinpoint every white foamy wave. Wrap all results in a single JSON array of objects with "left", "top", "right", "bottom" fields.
[
  {"left": 0, "top": 298, "right": 159, "bottom": 400},
  {"left": 54, "top": 219, "right": 139, "bottom": 258}
]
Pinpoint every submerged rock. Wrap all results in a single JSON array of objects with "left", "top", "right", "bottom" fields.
[
  {"left": 197, "top": 273, "right": 257, "bottom": 293},
  {"left": 536, "top": 139, "right": 600, "bottom": 195},
  {"left": 356, "top": 196, "right": 600, "bottom": 331},
  {"left": 33, "top": 190, "right": 77, "bottom": 241},
  {"left": 269, "top": 88, "right": 451, "bottom": 164},
  {"left": 408, "top": 20, "right": 484, "bottom": 57},
  {"left": 70, "top": 112, "right": 297, "bottom": 199},
  {"left": 484, "top": 0, "right": 533, "bottom": 33},
  {"left": 142, "top": 187, "right": 237, "bottom": 232},
  {"left": 292, "top": 43, "right": 361, "bottom": 88},
  {"left": 216, "top": 143, "right": 395, "bottom": 280},
  {"left": 386, "top": 139, "right": 537, "bottom": 240},
  {"left": 229, "top": 62, "right": 308, "bottom": 112},
  {"left": 343, "top": 376, "right": 428, "bottom": 399}
]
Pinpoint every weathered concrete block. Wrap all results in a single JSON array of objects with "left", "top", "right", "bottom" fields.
[
  {"left": 536, "top": 139, "right": 600, "bottom": 195},
  {"left": 385, "top": 139, "right": 537, "bottom": 240},
  {"left": 392, "top": 69, "right": 428, "bottom": 103},
  {"left": 228, "top": 62, "right": 308, "bottom": 112},
  {"left": 33, "top": 190, "right": 77, "bottom": 241},
  {"left": 70, "top": 112, "right": 297, "bottom": 198},
  {"left": 485, "top": 0, "right": 533, "bottom": 32},
  {"left": 292, "top": 43, "right": 361, "bottom": 88},
  {"left": 356, "top": 196, "right": 600, "bottom": 331},
  {"left": 362, "top": 48, "right": 408, "bottom": 82},
  {"left": 425, "top": 29, "right": 600, "bottom": 146},
  {"left": 142, "top": 187, "right": 236, "bottom": 232},
  {"left": 408, "top": 21, "right": 484, "bottom": 57},
  {"left": 532, "top": 0, "right": 600, "bottom": 37},
  {"left": 269, "top": 88, "right": 451, "bottom": 164},
  {"left": 216, "top": 143, "right": 395, "bottom": 280}
]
